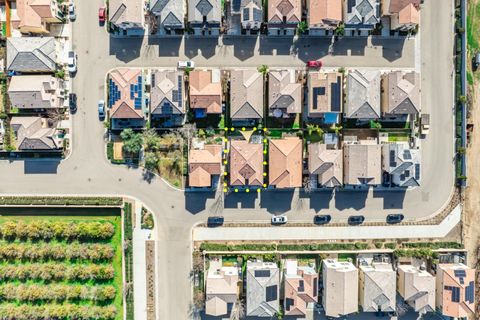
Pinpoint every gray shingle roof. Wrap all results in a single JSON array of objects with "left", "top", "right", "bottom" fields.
[{"left": 7, "top": 37, "right": 56, "bottom": 73}]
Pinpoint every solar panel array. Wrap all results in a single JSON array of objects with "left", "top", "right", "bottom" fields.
[
  {"left": 444, "top": 286, "right": 460, "bottom": 303},
  {"left": 243, "top": 8, "right": 250, "bottom": 21},
  {"left": 254, "top": 270, "right": 270, "bottom": 277},
  {"left": 331, "top": 78, "right": 341, "bottom": 112},
  {"left": 232, "top": 0, "right": 241, "bottom": 12},
  {"left": 265, "top": 285, "right": 277, "bottom": 302},
  {"left": 454, "top": 269, "right": 466, "bottom": 278},
  {"left": 312, "top": 87, "right": 325, "bottom": 110},
  {"left": 313, "top": 278, "right": 318, "bottom": 297},
  {"left": 466, "top": 281, "right": 475, "bottom": 303},
  {"left": 253, "top": 8, "right": 262, "bottom": 22},
  {"left": 298, "top": 280, "right": 304, "bottom": 292},
  {"left": 347, "top": 0, "right": 356, "bottom": 13},
  {"left": 285, "top": 298, "right": 294, "bottom": 311},
  {"left": 108, "top": 79, "right": 121, "bottom": 108},
  {"left": 414, "top": 164, "right": 420, "bottom": 180},
  {"left": 129, "top": 76, "right": 143, "bottom": 110},
  {"left": 177, "top": 75, "right": 183, "bottom": 110},
  {"left": 390, "top": 149, "right": 397, "bottom": 168}
]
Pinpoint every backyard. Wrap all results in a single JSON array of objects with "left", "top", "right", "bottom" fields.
[{"left": 0, "top": 214, "right": 123, "bottom": 320}]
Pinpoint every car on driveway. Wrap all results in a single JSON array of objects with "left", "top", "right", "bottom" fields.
[
  {"left": 69, "top": 93, "right": 77, "bottom": 114},
  {"left": 348, "top": 215, "right": 365, "bottom": 225},
  {"left": 67, "top": 51, "right": 77, "bottom": 74},
  {"left": 313, "top": 215, "right": 331, "bottom": 225},
  {"left": 177, "top": 60, "right": 195, "bottom": 69},
  {"left": 98, "top": 100, "right": 105, "bottom": 119},
  {"left": 271, "top": 215, "right": 287, "bottom": 225},
  {"left": 386, "top": 214, "right": 404, "bottom": 224},
  {"left": 307, "top": 60, "right": 322, "bottom": 69},
  {"left": 68, "top": 1, "right": 76, "bottom": 21},
  {"left": 207, "top": 216, "right": 224, "bottom": 227},
  {"left": 99, "top": 7, "right": 106, "bottom": 24}
]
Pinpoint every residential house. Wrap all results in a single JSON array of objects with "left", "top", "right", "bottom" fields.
[
  {"left": 189, "top": 69, "right": 222, "bottom": 118},
  {"left": 150, "top": 70, "right": 185, "bottom": 127},
  {"left": 267, "top": 0, "right": 301, "bottom": 36},
  {"left": 188, "top": 0, "right": 221, "bottom": 36},
  {"left": 8, "top": 75, "right": 64, "bottom": 110},
  {"left": 269, "top": 137, "right": 303, "bottom": 188},
  {"left": 344, "top": 143, "right": 382, "bottom": 186},
  {"left": 149, "top": 0, "right": 184, "bottom": 35},
  {"left": 308, "top": 142, "right": 343, "bottom": 188},
  {"left": 382, "top": 71, "right": 421, "bottom": 120},
  {"left": 382, "top": 143, "right": 421, "bottom": 188},
  {"left": 228, "top": 0, "right": 263, "bottom": 35},
  {"left": 230, "top": 70, "right": 264, "bottom": 125},
  {"left": 308, "top": 0, "right": 343, "bottom": 36},
  {"left": 230, "top": 139, "right": 263, "bottom": 187},
  {"left": 359, "top": 261, "right": 396, "bottom": 313},
  {"left": 345, "top": 70, "right": 381, "bottom": 120},
  {"left": 188, "top": 143, "right": 222, "bottom": 188},
  {"left": 246, "top": 261, "right": 280, "bottom": 317},
  {"left": 436, "top": 264, "right": 475, "bottom": 318},
  {"left": 205, "top": 257, "right": 240, "bottom": 317},
  {"left": 108, "top": 68, "right": 146, "bottom": 130},
  {"left": 284, "top": 259, "right": 318, "bottom": 318},
  {"left": 382, "top": 0, "right": 420, "bottom": 31},
  {"left": 109, "top": 0, "right": 144, "bottom": 36},
  {"left": 397, "top": 265, "right": 435, "bottom": 313},
  {"left": 11, "top": 0, "right": 63, "bottom": 35},
  {"left": 307, "top": 72, "right": 343, "bottom": 123},
  {"left": 7, "top": 37, "right": 56, "bottom": 73},
  {"left": 10, "top": 116, "right": 62, "bottom": 150},
  {"left": 344, "top": 0, "right": 379, "bottom": 35},
  {"left": 322, "top": 259, "right": 358, "bottom": 318},
  {"left": 269, "top": 70, "right": 302, "bottom": 118}
]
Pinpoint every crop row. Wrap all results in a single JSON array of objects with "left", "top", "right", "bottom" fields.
[
  {"left": 0, "top": 196, "right": 123, "bottom": 206},
  {"left": 0, "top": 220, "right": 114, "bottom": 241},
  {"left": 0, "top": 263, "right": 115, "bottom": 282},
  {"left": 0, "top": 283, "right": 116, "bottom": 303},
  {"left": 0, "top": 304, "right": 116, "bottom": 320},
  {"left": 0, "top": 242, "right": 114, "bottom": 262}
]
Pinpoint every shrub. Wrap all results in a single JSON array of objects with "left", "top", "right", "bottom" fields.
[
  {"left": 384, "top": 243, "right": 396, "bottom": 250},
  {"left": 374, "top": 242, "right": 383, "bottom": 249},
  {"left": 0, "top": 304, "right": 116, "bottom": 320},
  {"left": 0, "top": 196, "right": 122, "bottom": 206}
]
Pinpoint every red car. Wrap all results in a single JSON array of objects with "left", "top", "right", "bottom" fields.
[
  {"left": 98, "top": 7, "right": 106, "bottom": 23},
  {"left": 307, "top": 60, "right": 323, "bottom": 68}
]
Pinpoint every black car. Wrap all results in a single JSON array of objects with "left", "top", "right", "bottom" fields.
[
  {"left": 348, "top": 215, "right": 365, "bottom": 225},
  {"left": 69, "top": 93, "right": 77, "bottom": 113},
  {"left": 386, "top": 214, "right": 404, "bottom": 224},
  {"left": 313, "top": 215, "right": 331, "bottom": 225},
  {"left": 207, "top": 216, "right": 224, "bottom": 227}
]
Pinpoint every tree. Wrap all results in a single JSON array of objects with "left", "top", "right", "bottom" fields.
[
  {"left": 370, "top": 120, "right": 382, "bottom": 129},
  {"left": 297, "top": 21, "right": 308, "bottom": 35},
  {"left": 144, "top": 151, "right": 159, "bottom": 172},
  {"left": 121, "top": 129, "right": 143, "bottom": 155},
  {"left": 458, "top": 95, "right": 467, "bottom": 104},
  {"left": 457, "top": 147, "right": 466, "bottom": 154},
  {"left": 257, "top": 64, "right": 269, "bottom": 76},
  {"left": 330, "top": 124, "right": 343, "bottom": 135},
  {"left": 143, "top": 129, "right": 160, "bottom": 152},
  {"left": 335, "top": 23, "right": 345, "bottom": 36}
]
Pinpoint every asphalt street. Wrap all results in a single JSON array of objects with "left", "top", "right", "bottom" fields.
[{"left": 0, "top": 0, "right": 455, "bottom": 319}]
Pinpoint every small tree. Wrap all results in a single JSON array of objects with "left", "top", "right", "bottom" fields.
[
  {"left": 458, "top": 95, "right": 467, "bottom": 104},
  {"left": 257, "top": 64, "right": 269, "bottom": 76},
  {"left": 370, "top": 120, "right": 382, "bottom": 129},
  {"left": 143, "top": 129, "right": 160, "bottom": 152},
  {"left": 331, "top": 124, "right": 343, "bottom": 135},
  {"left": 335, "top": 23, "right": 345, "bottom": 36},
  {"left": 297, "top": 21, "right": 308, "bottom": 35},
  {"left": 121, "top": 129, "right": 143, "bottom": 156},
  {"left": 144, "top": 151, "right": 159, "bottom": 172}
]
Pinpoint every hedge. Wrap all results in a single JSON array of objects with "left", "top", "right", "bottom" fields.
[
  {"left": 200, "top": 242, "right": 369, "bottom": 252},
  {"left": 394, "top": 248, "right": 439, "bottom": 259},
  {"left": 0, "top": 196, "right": 123, "bottom": 206},
  {"left": 0, "top": 304, "right": 116, "bottom": 320},
  {"left": 200, "top": 243, "right": 276, "bottom": 251},
  {"left": 402, "top": 242, "right": 463, "bottom": 249}
]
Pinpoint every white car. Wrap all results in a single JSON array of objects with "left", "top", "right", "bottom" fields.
[
  {"left": 68, "top": 2, "right": 76, "bottom": 21},
  {"left": 271, "top": 215, "right": 288, "bottom": 225},
  {"left": 67, "top": 51, "right": 77, "bottom": 74},
  {"left": 177, "top": 60, "right": 195, "bottom": 69}
]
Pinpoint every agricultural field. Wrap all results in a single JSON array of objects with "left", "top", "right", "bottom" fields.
[{"left": 0, "top": 215, "right": 123, "bottom": 320}]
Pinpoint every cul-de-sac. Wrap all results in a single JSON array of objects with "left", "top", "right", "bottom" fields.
[{"left": 0, "top": 0, "right": 478, "bottom": 319}]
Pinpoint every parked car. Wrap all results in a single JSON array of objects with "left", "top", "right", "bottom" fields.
[
  {"left": 207, "top": 216, "right": 224, "bottom": 227},
  {"left": 474, "top": 52, "right": 480, "bottom": 70},
  {"left": 98, "top": 100, "right": 105, "bottom": 119},
  {"left": 98, "top": 7, "right": 106, "bottom": 24},
  {"left": 313, "top": 215, "right": 331, "bottom": 225},
  {"left": 421, "top": 113, "right": 430, "bottom": 136},
  {"left": 69, "top": 93, "right": 77, "bottom": 113},
  {"left": 386, "top": 214, "right": 404, "bottom": 224},
  {"left": 348, "top": 215, "right": 365, "bottom": 225},
  {"left": 307, "top": 60, "right": 323, "bottom": 69},
  {"left": 67, "top": 51, "right": 77, "bottom": 74},
  {"left": 177, "top": 60, "right": 195, "bottom": 69},
  {"left": 68, "top": 2, "right": 76, "bottom": 21},
  {"left": 271, "top": 215, "right": 287, "bottom": 225}
]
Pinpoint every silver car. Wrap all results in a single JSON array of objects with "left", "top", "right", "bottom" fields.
[
  {"left": 271, "top": 215, "right": 287, "bottom": 225},
  {"left": 68, "top": 2, "right": 76, "bottom": 21}
]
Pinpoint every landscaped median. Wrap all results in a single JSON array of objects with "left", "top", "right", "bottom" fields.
[{"left": 0, "top": 196, "right": 123, "bottom": 206}]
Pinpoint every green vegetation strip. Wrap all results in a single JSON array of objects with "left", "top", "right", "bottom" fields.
[
  {"left": 199, "top": 242, "right": 368, "bottom": 251},
  {"left": 123, "top": 203, "right": 134, "bottom": 320},
  {"left": 0, "top": 196, "right": 123, "bottom": 206},
  {"left": 0, "top": 304, "right": 116, "bottom": 320}
]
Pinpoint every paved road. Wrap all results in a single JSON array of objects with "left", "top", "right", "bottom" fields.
[{"left": 0, "top": 0, "right": 455, "bottom": 319}]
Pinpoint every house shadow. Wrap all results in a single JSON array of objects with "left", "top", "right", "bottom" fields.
[
  {"left": 24, "top": 160, "right": 60, "bottom": 174},
  {"left": 372, "top": 188, "right": 407, "bottom": 210},
  {"left": 147, "top": 36, "right": 182, "bottom": 57},
  {"left": 308, "top": 189, "right": 334, "bottom": 212},
  {"left": 333, "top": 36, "right": 368, "bottom": 57},
  {"left": 334, "top": 189, "right": 369, "bottom": 211},
  {"left": 293, "top": 37, "right": 330, "bottom": 62},
  {"left": 259, "top": 36, "right": 294, "bottom": 56},
  {"left": 259, "top": 189, "right": 294, "bottom": 214},
  {"left": 184, "top": 37, "right": 219, "bottom": 59},
  {"left": 184, "top": 191, "right": 216, "bottom": 214},
  {"left": 222, "top": 36, "right": 257, "bottom": 61},
  {"left": 108, "top": 36, "right": 143, "bottom": 63},
  {"left": 371, "top": 37, "right": 407, "bottom": 62},
  {"left": 224, "top": 192, "right": 257, "bottom": 209}
]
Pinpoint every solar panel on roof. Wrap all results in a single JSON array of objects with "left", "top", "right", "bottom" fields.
[
  {"left": 403, "top": 150, "right": 412, "bottom": 160},
  {"left": 253, "top": 8, "right": 262, "bottom": 22},
  {"left": 415, "top": 164, "right": 420, "bottom": 180},
  {"left": 254, "top": 270, "right": 270, "bottom": 277},
  {"left": 347, "top": 0, "right": 356, "bottom": 13},
  {"left": 151, "top": 74, "right": 156, "bottom": 87},
  {"left": 466, "top": 281, "right": 475, "bottom": 303},
  {"left": 460, "top": 278, "right": 464, "bottom": 285},
  {"left": 454, "top": 270, "right": 466, "bottom": 278},
  {"left": 285, "top": 298, "right": 294, "bottom": 311},
  {"left": 232, "top": 0, "right": 241, "bottom": 12},
  {"left": 452, "top": 287, "right": 460, "bottom": 303},
  {"left": 243, "top": 8, "right": 250, "bottom": 21},
  {"left": 313, "top": 278, "right": 318, "bottom": 297},
  {"left": 312, "top": 87, "right": 325, "bottom": 110},
  {"left": 331, "top": 82, "right": 341, "bottom": 112},
  {"left": 265, "top": 285, "right": 277, "bottom": 302},
  {"left": 298, "top": 280, "right": 304, "bottom": 292}
]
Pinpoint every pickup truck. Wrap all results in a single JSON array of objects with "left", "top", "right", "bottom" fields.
[{"left": 421, "top": 114, "right": 430, "bottom": 136}]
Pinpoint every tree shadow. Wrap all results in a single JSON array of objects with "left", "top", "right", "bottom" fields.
[
  {"left": 222, "top": 36, "right": 257, "bottom": 61},
  {"left": 108, "top": 36, "right": 144, "bottom": 63},
  {"left": 259, "top": 190, "right": 294, "bottom": 214},
  {"left": 334, "top": 189, "right": 369, "bottom": 211},
  {"left": 184, "top": 191, "right": 216, "bottom": 214},
  {"left": 142, "top": 170, "right": 155, "bottom": 184},
  {"left": 372, "top": 189, "right": 407, "bottom": 210}
]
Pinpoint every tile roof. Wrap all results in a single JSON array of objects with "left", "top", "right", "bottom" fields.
[
  {"left": 382, "top": 71, "right": 420, "bottom": 115},
  {"left": 230, "top": 70, "right": 264, "bottom": 120},
  {"left": 308, "top": 143, "right": 343, "bottom": 187},
  {"left": 308, "top": 72, "right": 343, "bottom": 117},
  {"left": 236, "top": 0, "right": 263, "bottom": 28},
  {"left": 10, "top": 116, "right": 60, "bottom": 150},
  {"left": 14, "top": 0, "right": 56, "bottom": 34},
  {"left": 397, "top": 265, "right": 435, "bottom": 313},
  {"left": 7, "top": 37, "right": 56, "bottom": 72},
  {"left": 308, "top": 0, "right": 342, "bottom": 28},
  {"left": 269, "top": 70, "right": 302, "bottom": 117},
  {"left": 150, "top": 0, "right": 184, "bottom": 28},
  {"left": 109, "top": 68, "right": 145, "bottom": 119},
  {"left": 398, "top": 3, "right": 420, "bottom": 25},
  {"left": 189, "top": 70, "right": 222, "bottom": 114},
  {"left": 359, "top": 262, "right": 396, "bottom": 312},
  {"left": 382, "top": 143, "right": 421, "bottom": 187},
  {"left": 268, "top": 0, "right": 301, "bottom": 23},
  {"left": 344, "top": 144, "right": 382, "bottom": 185},
  {"left": 322, "top": 260, "right": 358, "bottom": 318},
  {"left": 246, "top": 261, "right": 280, "bottom": 317},
  {"left": 284, "top": 260, "right": 318, "bottom": 317},
  {"left": 387, "top": 0, "right": 420, "bottom": 14},
  {"left": 269, "top": 137, "right": 303, "bottom": 188},
  {"left": 230, "top": 140, "right": 264, "bottom": 186},
  {"left": 150, "top": 70, "right": 185, "bottom": 116},
  {"left": 189, "top": 144, "right": 222, "bottom": 187},
  {"left": 8, "top": 75, "right": 64, "bottom": 109},
  {"left": 109, "top": 0, "right": 143, "bottom": 25},
  {"left": 188, "top": 0, "right": 221, "bottom": 23},
  {"left": 345, "top": 70, "right": 381, "bottom": 119},
  {"left": 344, "top": 0, "right": 379, "bottom": 26},
  {"left": 437, "top": 264, "right": 475, "bottom": 318},
  {"left": 205, "top": 259, "right": 239, "bottom": 316}
]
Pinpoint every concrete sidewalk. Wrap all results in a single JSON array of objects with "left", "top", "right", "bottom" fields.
[{"left": 193, "top": 204, "right": 462, "bottom": 241}]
